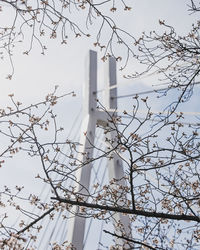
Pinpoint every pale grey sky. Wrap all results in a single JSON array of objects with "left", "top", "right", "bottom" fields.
[
  {"left": 0, "top": 1, "right": 199, "bottom": 248},
  {"left": 0, "top": 0, "right": 197, "bottom": 103},
  {"left": 0, "top": 0, "right": 198, "bottom": 219}
]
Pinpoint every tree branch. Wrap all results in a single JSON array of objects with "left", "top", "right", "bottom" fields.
[
  {"left": 17, "top": 207, "right": 55, "bottom": 235},
  {"left": 51, "top": 197, "right": 200, "bottom": 222},
  {"left": 103, "top": 230, "right": 160, "bottom": 250}
]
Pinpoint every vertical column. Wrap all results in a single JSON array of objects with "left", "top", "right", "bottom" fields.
[
  {"left": 67, "top": 50, "right": 97, "bottom": 250},
  {"left": 106, "top": 57, "right": 132, "bottom": 245}
]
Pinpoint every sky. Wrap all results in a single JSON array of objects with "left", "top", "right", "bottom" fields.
[
  {"left": 0, "top": 0, "right": 198, "bottom": 102},
  {"left": 0, "top": 0, "right": 198, "bottom": 118},
  {"left": 0, "top": 0, "right": 199, "bottom": 248}
]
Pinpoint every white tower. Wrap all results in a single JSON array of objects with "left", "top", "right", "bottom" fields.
[{"left": 67, "top": 50, "right": 131, "bottom": 249}]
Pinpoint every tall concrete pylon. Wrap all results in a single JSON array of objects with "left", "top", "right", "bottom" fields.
[{"left": 67, "top": 50, "right": 132, "bottom": 249}]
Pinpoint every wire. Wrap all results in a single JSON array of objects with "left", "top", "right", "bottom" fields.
[
  {"left": 120, "top": 115, "right": 200, "bottom": 126},
  {"left": 83, "top": 128, "right": 106, "bottom": 248},
  {"left": 31, "top": 107, "right": 82, "bottom": 249},
  {"left": 114, "top": 81, "right": 200, "bottom": 99},
  {"left": 42, "top": 109, "right": 83, "bottom": 248},
  {"left": 95, "top": 67, "right": 177, "bottom": 94},
  {"left": 106, "top": 109, "right": 200, "bottom": 116}
]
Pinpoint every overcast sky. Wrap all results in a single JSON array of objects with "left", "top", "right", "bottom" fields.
[
  {"left": 0, "top": 0, "right": 199, "bottom": 248},
  {"left": 0, "top": 0, "right": 198, "bottom": 102},
  {"left": 0, "top": 0, "right": 198, "bottom": 193},
  {"left": 0, "top": 0, "right": 199, "bottom": 216}
]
